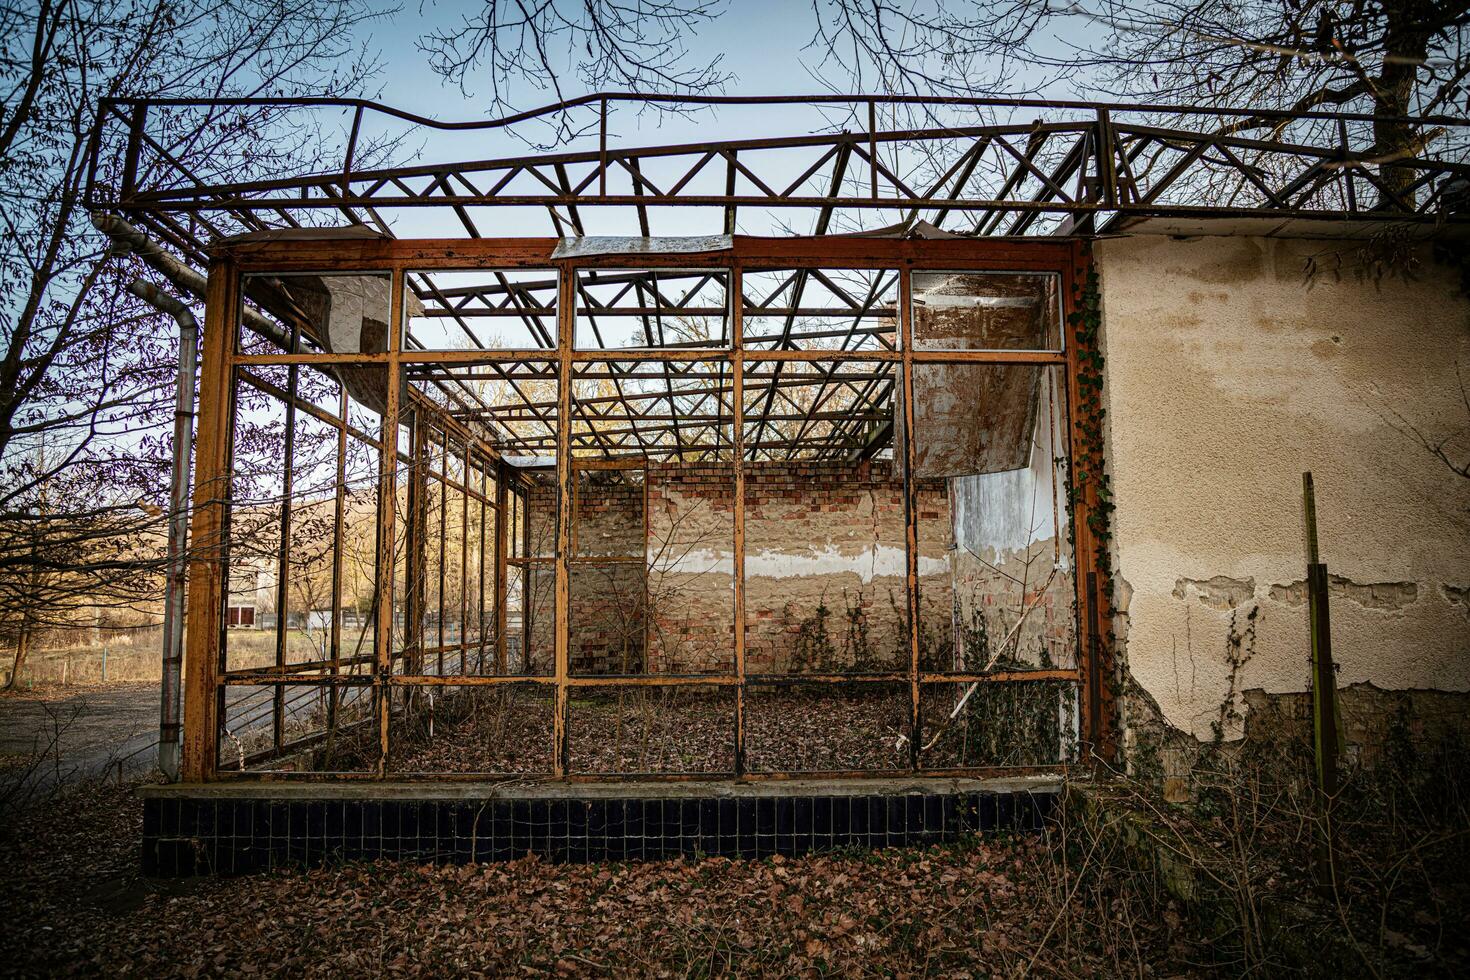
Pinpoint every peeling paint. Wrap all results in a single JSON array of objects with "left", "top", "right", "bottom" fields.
[
  {"left": 1098, "top": 232, "right": 1470, "bottom": 746},
  {"left": 1268, "top": 576, "right": 1419, "bottom": 611},
  {"left": 1171, "top": 576, "right": 1255, "bottom": 610},
  {"left": 1443, "top": 584, "right": 1470, "bottom": 621},
  {"left": 652, "top": 544, "right": 952, "bottom": 583}
]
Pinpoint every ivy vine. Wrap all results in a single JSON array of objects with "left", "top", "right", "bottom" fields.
[{"left": 1067, "top": 254, "right": 1119, "bottom": 751}]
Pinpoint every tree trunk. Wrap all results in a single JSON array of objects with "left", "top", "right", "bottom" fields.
[
  {"left": 1373, "top": 2, "right": 1435, "bottom": 208},
  {"left": 3, "top": 619, "right": 32, "bottom": 691}
]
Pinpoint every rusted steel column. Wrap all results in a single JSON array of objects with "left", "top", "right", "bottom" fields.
[
  {"left": 1062, "top": 241, "right": 1115, "bottom": 762},
  {"left": 553, "top": 266, "right": 573, "bottom": 774},
  {"left": 327, "top": 386, "right": 348, "bottom": 731},
  {"left": 520, "top": 490, "right": 531, "bottom": 662},
  {"left": 899, "top": 266, "right": 921, "bottom": 771},
  {"left": 436, "top": 427, "right": 447, "bottom": 675},
  {"left": 461, "top": 443, "right": 471, "bottom": 674},
  {"left": 731, "top": 267, "right": 747, "bottom": 776},
  {"left": 373, "top": 270, "right": 404, "bottom": 777},
  {"left": 272, "top": 350, "right": 300, "bottom": 753},
  {"left": 868, "top": 100, "right": 879, "bottom": 200},
  {"left": 476, "top": 457, "right": 488, "bottom": 673},
  {"left": 1096, "top": 107, "right": 1118, "bottom": 209},
  {"left": 405, "top": 415, "right": 429, "bottom": 684},
  {"left": 181, "top": 259, "right": 237, "bottom": 782},
  {"left": 494, "top": 469, "right": 508, "bottom": 674}
]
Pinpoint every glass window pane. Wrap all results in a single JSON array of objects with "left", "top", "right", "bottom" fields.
[{"left": 241, "top": 272, "right": 392, "bottom": 355}]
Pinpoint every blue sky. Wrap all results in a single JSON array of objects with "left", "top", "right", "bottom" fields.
[
  {"left": 368, "top": 1, "right": 868, "bottom": 122},
  {"left": 327, "top": 1, "right": 1091, "bottom": 238}
]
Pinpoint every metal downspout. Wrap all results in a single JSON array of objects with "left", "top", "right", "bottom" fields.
[{"left": 124, "top": 278, "right": 197, "bottom": 782}]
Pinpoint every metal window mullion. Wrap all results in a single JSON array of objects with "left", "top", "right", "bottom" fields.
[
  {"left": 494, "top": 468, "right": 508, "bottom": 673},
  {"left": 437, "top": 427, "right": 447, "bottom": 675},
  {"left": 373, "top": 268, "right": 404, "bottom": 777},
  {"left": 731, "top": 267, "right": 747, "bottom": 776},
  {"left": 553, "top": 267, "right": 573, "bottom": 775},
  {"left": 272, "top": 352, "right": 300, "bottom": 752},
  {"left": 327, "top": 385, "right": 348, "bottom": 731},
  {"left": 477, "top": 459, "right": 487, "bottom": 673},
  {"left": 900, "top": 267, "right": 921, "bottom": 771},
  {"left": 461, "top": 442, "right": 471, "bottom": 675}
]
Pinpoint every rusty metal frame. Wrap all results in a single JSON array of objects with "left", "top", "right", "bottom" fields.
[
  {"left": 181, "top": 234, "right": 1108, "bottom": 784},
  {"left": 87, "top": 95, "right": 1468, "bottom": 272},
  {"left": 145, "top": 92, "right": 1469, "bottom": 785}
]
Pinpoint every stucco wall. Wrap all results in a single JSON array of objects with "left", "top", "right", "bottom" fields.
[{"left": 1095, "top": 233, "right": 1470, "bottom": 747}]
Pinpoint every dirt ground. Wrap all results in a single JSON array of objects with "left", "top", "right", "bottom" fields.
[
  {"left": 0, "top": 777, "right": 1200, "bottom": 978},
  {"left": 0, "top": 752, "right": 1457, "bottom": 976}
]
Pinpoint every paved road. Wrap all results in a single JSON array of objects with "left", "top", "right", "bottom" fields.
[
  {"left": 0, "top": 681, "right": 326, "bottom": 803},
  {"left": 0, "top": 683, "right": 162, "bottom": 800}
]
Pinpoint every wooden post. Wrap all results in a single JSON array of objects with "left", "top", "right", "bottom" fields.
[
  {"left": 1304, "top": 471, "right": 1340, "bottom": 891},
  {"left": 180, "top": 259, "right": 237, "bottom": 781}
]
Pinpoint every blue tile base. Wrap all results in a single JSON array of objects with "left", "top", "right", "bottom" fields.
[{"left": 142, "top": 789, "right": 1056, "bottom": 876}]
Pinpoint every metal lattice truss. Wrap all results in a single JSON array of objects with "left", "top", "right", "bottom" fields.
[
  {"left": 396, "top": 264, "right": 900, "bottom": 460},
  {"left": 87, "top": 95, "right": 1470, "bottom": 261},
  {"left": 89, "top": 94, "right": 1468, "bottom": 461}
]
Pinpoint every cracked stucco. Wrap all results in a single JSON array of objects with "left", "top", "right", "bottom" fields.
[{"left": 1096, "top": 234, "right": 1470, "bottom": 741}]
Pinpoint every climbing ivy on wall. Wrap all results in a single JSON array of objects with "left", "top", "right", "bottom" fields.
[{"left": 1067, "top": 252, "right": 1120, "bottom": 757}]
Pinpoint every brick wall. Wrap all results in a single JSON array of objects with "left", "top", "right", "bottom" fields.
[
  {"left": 645, "top": 466, "right": 736, "bottom": 673},
  {"left": 526, "top": 475, "right": 646, "bottom": 673},
  {"left": 518, "top": 461, "right": 964, "bottom": 675},
  {"left": 650, "top": 461, "right": 952, "bottom": 674}
]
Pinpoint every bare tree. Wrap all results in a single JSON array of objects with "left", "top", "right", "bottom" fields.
[
  {"left": 0, "top": 0, "right": 393, "bottom": 685},
  {"left": 805, "top": 1, "right": 1470, "bottom": 200},
  {"left": 418, "top": 0, "right": 733, "bottom": 143}
]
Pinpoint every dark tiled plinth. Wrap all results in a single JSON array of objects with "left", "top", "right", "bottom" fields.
[{"left": 142, "top": 788, "right": 1056, "bottom": 876}]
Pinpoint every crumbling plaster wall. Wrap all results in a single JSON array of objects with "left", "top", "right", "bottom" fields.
[{"left": 1095, "top": 233, "right": 1470, "bottom": 748}]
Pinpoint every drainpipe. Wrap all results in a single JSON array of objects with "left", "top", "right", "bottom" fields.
[
  {"left": 125, "top": 277, "right": 197, "bottom": 782},
  {"left": 91, "top": 212, "right": 295, "bottom": 352}
]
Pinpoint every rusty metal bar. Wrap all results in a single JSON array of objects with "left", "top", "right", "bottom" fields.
[
  {"left": 181, "top": 259, "right": 236, "bottom": 781},
  {"left": 271, "top": 347, "right": 301, "bottom": 753},
  {"left": 553, "top": 266, "right": 574, "bottom": 774},
  {"left": 120, "top": 101, "right": 146, "bottom": 200},
  {"left": 899, "top": 267, "right": 920, "bottom": 770},
  {"left": 437, "top": 427, "right": 448, "bottom": 675},
  {"left": 227, "top": 667, "right": 1079, "bottom": 686},
  {"left": 327, "top": 386, "right": 348, "bottom": 731},
  {"left": 731, "top": 267, "right": 747, "bottom": 776},
  {"left": 372, "top": 270, "right": 405, "bottom": 777},
  {"left": 494, "top": 467, "right": 509, "bottom": 674}
]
